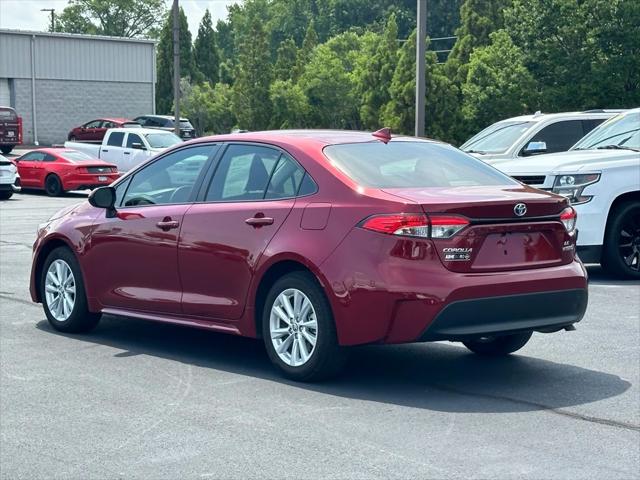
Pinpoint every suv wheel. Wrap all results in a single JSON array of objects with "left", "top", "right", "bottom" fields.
[
  {"left": 0, "top": 145, "right": 13, "bottom": 155},
  {"left": 262, "top": 272, "right": 347, "bottom": 381},
  {"left": 0, "top": 191, "right": 13, "bottom": 200},
  {"left": 602, "top": 201, "right": 640, "bottom": 278},
  {"left": 463, "top": 332, "right": 532, "bottom": 356},
  {"left": 41, "top": 247, "right": 101, "bottom": 333}
]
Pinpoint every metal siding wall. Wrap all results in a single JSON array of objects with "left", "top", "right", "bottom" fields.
[
  {"left": 0, "top": 31, "right": 154, "bottom": 83},
  {"left": 0, "top": 33, "right": 32, "bottom": 78}
]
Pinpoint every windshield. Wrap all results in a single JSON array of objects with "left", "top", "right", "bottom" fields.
[
  {"left": 145, "top": 132, "right": 183, "bottom": 149},
  {"left": 323, "top": 142, "right": 517, "bottom": 188},
  {"left": 461, "top": 121, "right": 534, "bottom": 154},
  {"left": 61, "top": 151, "right": 95, "bottom": 162},
  {"left": 572, "top": 111, "right": 640, "bottom": 151}
]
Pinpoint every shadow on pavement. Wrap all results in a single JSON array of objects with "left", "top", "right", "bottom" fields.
[
  {"left": 36, "top": 314, "right": 632, "bottom": 415},
  {"left": 586, "top": 264, "right": 640, "bottom": 286}
]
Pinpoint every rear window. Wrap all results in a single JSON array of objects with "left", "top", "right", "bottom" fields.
[
  {"left": 323, "top": 141, "right": 517, "bottom": 188},
  {"left": 179, "top": 120, "right": 193, "bottom": 129},
  {"left": 61, "top": 151, "right": 95, "bottom": 162},
  {"left": 0, "top": 108, "right": 17, "bottom": 119}
]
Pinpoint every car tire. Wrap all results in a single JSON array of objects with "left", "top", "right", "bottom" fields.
[
  {"left": 45, "top": 174, "right": 63, "bottom": 196},
  {"left": 463, "top": 331, "right": 532, "bottom": 356},
  {"left": 0, "top": 145, "right": 13, "bottom": 155},
  {"left": 262, "top": 271, "right": 347, "bottom": 382},
  {"left": 0, "top": 191, "right": 13, "bottom": 200},
  {"left": 41, "top": 246, "right": 101, "bottom": 333},
  {"left": 602, "top": 201, "right": 640, "bottom": 279}
]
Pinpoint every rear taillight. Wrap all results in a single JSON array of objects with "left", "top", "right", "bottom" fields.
[
  {"left": 560, "top": 207, "right": 577, "bottom": 233},
  {"left": 360, "top": 214, "right": 469, "bottom": 239},
  {"left": 430, "top": 216, "right": 470, "bottom": 239}
]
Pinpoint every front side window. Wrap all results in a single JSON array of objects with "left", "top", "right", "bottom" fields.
[
  {"left": 85, "top": 120, "right": 102, "bottom": 129},
  {"left": 461, "top": 121, "right": 534, "bottom": 154},
  {"left": 324, "top": 141, "right": 517, "bottom": 189},
  {"left": 107, "top": 132, "right": 125, "bottom": 147},
  {"left": 126, "top": 133, "right": 143, "bottom": 149},
  {"left": 20, "top": 151, "right": 47, "bottom": 162},
  {"left": 145, "top": 132, "right": 182, "bottom": 149},
  {"left": 122, "top": 145, "right": 216, "bottom": 207},
  {"left": 527, "top": 120, "right": 584, "bottom": 154},
  {"left": 205, "top": 145, "right": 281, "bottom": 201}
]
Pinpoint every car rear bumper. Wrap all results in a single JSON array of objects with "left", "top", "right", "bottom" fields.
[
  {"left": 418, "top": 288, "right": 587, "bottom": 341},
  {"left": 63, "top": 173, "right": 119, "bottom": 190},
  {"left": 0, "top": 176, "right": 21, "bottom": 192}
]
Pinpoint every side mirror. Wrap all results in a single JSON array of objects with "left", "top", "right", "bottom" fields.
[
  {"left": 131, "top": 142, "right": 146, "bottom": 150},
  {"left": 88, "top": 186, "right": 116, "bottom": 216},
  {"left": 523, "top": 141, "right": 547, "bottom": 156}
]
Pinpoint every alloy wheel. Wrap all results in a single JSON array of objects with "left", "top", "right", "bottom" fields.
[
  {"left": 44, "top": 259, "right": 76, "bottom": 322},
  {"left": 269, "top": 288, "right": 318, "bottom": 367},
  {"left": 618, "top": 208, "right": 640, "bottom": 272}
]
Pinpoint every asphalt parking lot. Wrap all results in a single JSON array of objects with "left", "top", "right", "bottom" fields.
[{"left": 1, "top": 191, "right": 639, "bottom": 479}]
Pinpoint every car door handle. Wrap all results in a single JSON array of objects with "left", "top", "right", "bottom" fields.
[
  {"left": 102, "top": 149, "right": 109, "bottom": 153},
  {"left": 245, "top": 216, "right": 274, "bottom": 227},
  {"left": 156, "top": 218, "right": 180, "bottom": 231},
  {"left": 123, "top": 151, "right": 130, "bottom": 155}
]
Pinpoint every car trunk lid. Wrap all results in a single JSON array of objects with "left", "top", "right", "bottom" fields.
[{"left": 383, "top": 186, "right": 575, "bottom": 272}]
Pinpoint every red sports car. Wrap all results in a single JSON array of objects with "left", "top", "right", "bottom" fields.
[
  {"left": 16, "top": 148, "right": 120, "bottom": 196},
  {"left": 67, "top": 118, "right": 130, "bottom": 142},
  {"left": 29, "top": 130, "right": 588, "bottom": 381}
]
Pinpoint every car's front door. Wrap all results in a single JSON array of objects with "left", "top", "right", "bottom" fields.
[
  {"left": 16, "top": 151, "right": 46, "bottom": 187},
  {"left": 178, "top": 144, "right": 308, "bottom": 320},
  {"left": 84, "top": 144, "right": 216, "bottom": 314}
]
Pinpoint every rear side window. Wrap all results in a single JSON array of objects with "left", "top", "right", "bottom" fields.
[
  {"left": 206, "top": 145, "right": 281, "bottom": 201},
  {"left": 528, "top": 120, "right": 584, "bottom": 154},
  {"left": 107, "top": 132, "right": 125, "bottom": 147},
  {"left": 265, "top": 154, "right": 306, "bottom": 199},
  {"left": 323, "top": 142, "right": 516, "bottom": 188}
]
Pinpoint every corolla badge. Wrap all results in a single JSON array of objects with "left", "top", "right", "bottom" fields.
[{"left": 514, "top": 203, "right": 527, "bottom": 217}]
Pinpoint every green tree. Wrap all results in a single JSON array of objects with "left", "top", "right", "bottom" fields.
[
  {"left": 232, "top": 14, "right": 273, "bottom": 130},
  {"left": 461, "top": 30, "right": 536, "bottom": 136},
  {"left": 54, "top": 0, "right": 166, "bottom": 38},
  {"left": 181, "top": 80, "right": 236, "bottom": 135},
  {"left": 156, "top": 8, "right": 197, "bottom": 114},
  {"left": 269, "top": 80, "right": 310, "bottom": 128},
  {"left": 194, "top": 10, "right": 220, "bottom": 86},
  {"left": 274, "top": 38, "right": 299, "bottom": 81},
  {"left": 358, "top": 14, "right": 398, "bottom": 129},
  {"left": 294, "top": 20, "right": 319, "bottom": 80},
  {"left": 381, "top": 30, "right": 417, "bottom": 134}
]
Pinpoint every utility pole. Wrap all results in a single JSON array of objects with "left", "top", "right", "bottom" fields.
[
  {"left": 415, "top": 0, "right": 426, "bottom": 137},
  {"left": 41, "top": 8, "right": 55, "bottom": 32},
  {"left": 172, "top": 0, "right": 181, "bottom": 136}
]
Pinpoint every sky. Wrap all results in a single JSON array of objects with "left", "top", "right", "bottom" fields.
[{"left": 0, "top": 0, "right": 240, "bottom": 37}]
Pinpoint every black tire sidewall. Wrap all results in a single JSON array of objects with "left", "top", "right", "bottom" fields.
[
  {"left": 0, "top": 191, "right": 12, "bottom": 200},
  {"left": 45, "top": 175, "right": 63, "bottom": 196},
  {"left": 41, "top": 247, "right": 99, "bottom": 333},
  {"left": 603, "top": 201, "right": 640, "bottom": 278},
  {"left": 262, "top": 272, "right": 344, "bottom": 381}
]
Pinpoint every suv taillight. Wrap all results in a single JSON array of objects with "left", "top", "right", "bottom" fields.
[
  {"left": 560, "top": 207, "right": 577, "bottom": 233},
  {"left": 360, "top": 214, "right": 469, "bottom": 239}
]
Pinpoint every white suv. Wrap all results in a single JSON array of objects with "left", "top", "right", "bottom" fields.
[
  {"left": 461, "top": 110, "right": 623, "bottom": 163},
  {"left": 497, "top": 109, "right": 640, "bottom": 278},
  {"left": 0, "top": 153, "right": 20, "bottom": 200}
]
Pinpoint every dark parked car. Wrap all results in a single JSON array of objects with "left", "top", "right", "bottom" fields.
[
  {"left": 67, "top": 118, "right": 130, "bottom": 142},
  {"left": 30, "top": 130, "right": 588, "bottom": 381},
  {"left": 0, "top": 106, "right": 22, "bottom": 154},
  {"left": 133, "top": 115, "right": 196, "bottom": 140}
]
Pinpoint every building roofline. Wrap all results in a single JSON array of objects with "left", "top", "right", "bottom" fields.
[{"left": 0, "top": 28, "right": 156, "bottom": 44}]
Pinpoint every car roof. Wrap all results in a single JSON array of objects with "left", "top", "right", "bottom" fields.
[
  {"left": 100, "top": 117, "right": 129, "bottom": 123},
  {"left": 497, "top": 110, "right": 626, "bottom": 124},
  {"left": 140, "top": 114, "right": 190, "bottom": 121},
  {"left": 107, "top": 127, "right": 172, "bottom": 135},
  {"left": 193, "top": 129, "right": 438, "bottom": 148}
]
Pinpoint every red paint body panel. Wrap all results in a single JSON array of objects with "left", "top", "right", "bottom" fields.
[
  {"left": 68, "top": 118, "right": 129, "bottom": 141},
  {"left": 30, "top": 130, "right": 588, "bottom": 347}
]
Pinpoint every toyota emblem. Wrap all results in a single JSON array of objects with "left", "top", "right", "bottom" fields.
[{"left": 514, "top": 203, "right": 527, "bottom": 217}]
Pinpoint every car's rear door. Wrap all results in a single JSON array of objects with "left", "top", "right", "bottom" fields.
[
  {"left": 178, "top": 143, "right": 306, "bottom": 320},
  {"left": 100, "top": 131, "right": 126, "bottom": 169},
  {"left": 85, "top": 144, "right": 216, "bottom": 314}
]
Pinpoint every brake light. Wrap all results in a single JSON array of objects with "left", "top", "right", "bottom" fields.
[
  {"left": 560, "top": 207, "right": 577, "bottom": 233},
  {"left": 360, "top": 214, "right": 469, "bottom": 238},
  {"left": 361, "top": 214, "right": 430, "bottom": 237}
]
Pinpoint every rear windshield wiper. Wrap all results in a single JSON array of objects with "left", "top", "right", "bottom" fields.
[{"left": 596, "top": 145, "right": 640, "bottom": 152}]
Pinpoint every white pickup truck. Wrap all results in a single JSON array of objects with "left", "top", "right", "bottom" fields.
[
  {"left": 496, "top": 108, "right": 640, "bottom": 278},
  {"left": 65, "top": 127, "right": 182, "bottom": 173}
]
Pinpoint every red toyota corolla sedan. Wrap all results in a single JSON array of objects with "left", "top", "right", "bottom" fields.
[
  {"left": 16, "top": 148, "right": 119, "bottom": 196},
  {"left": 67, "top": 118, "right": 130, "bottom": 142},
  {"left": 29, "top": 130, "right": 588, "bottom": 381}
]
